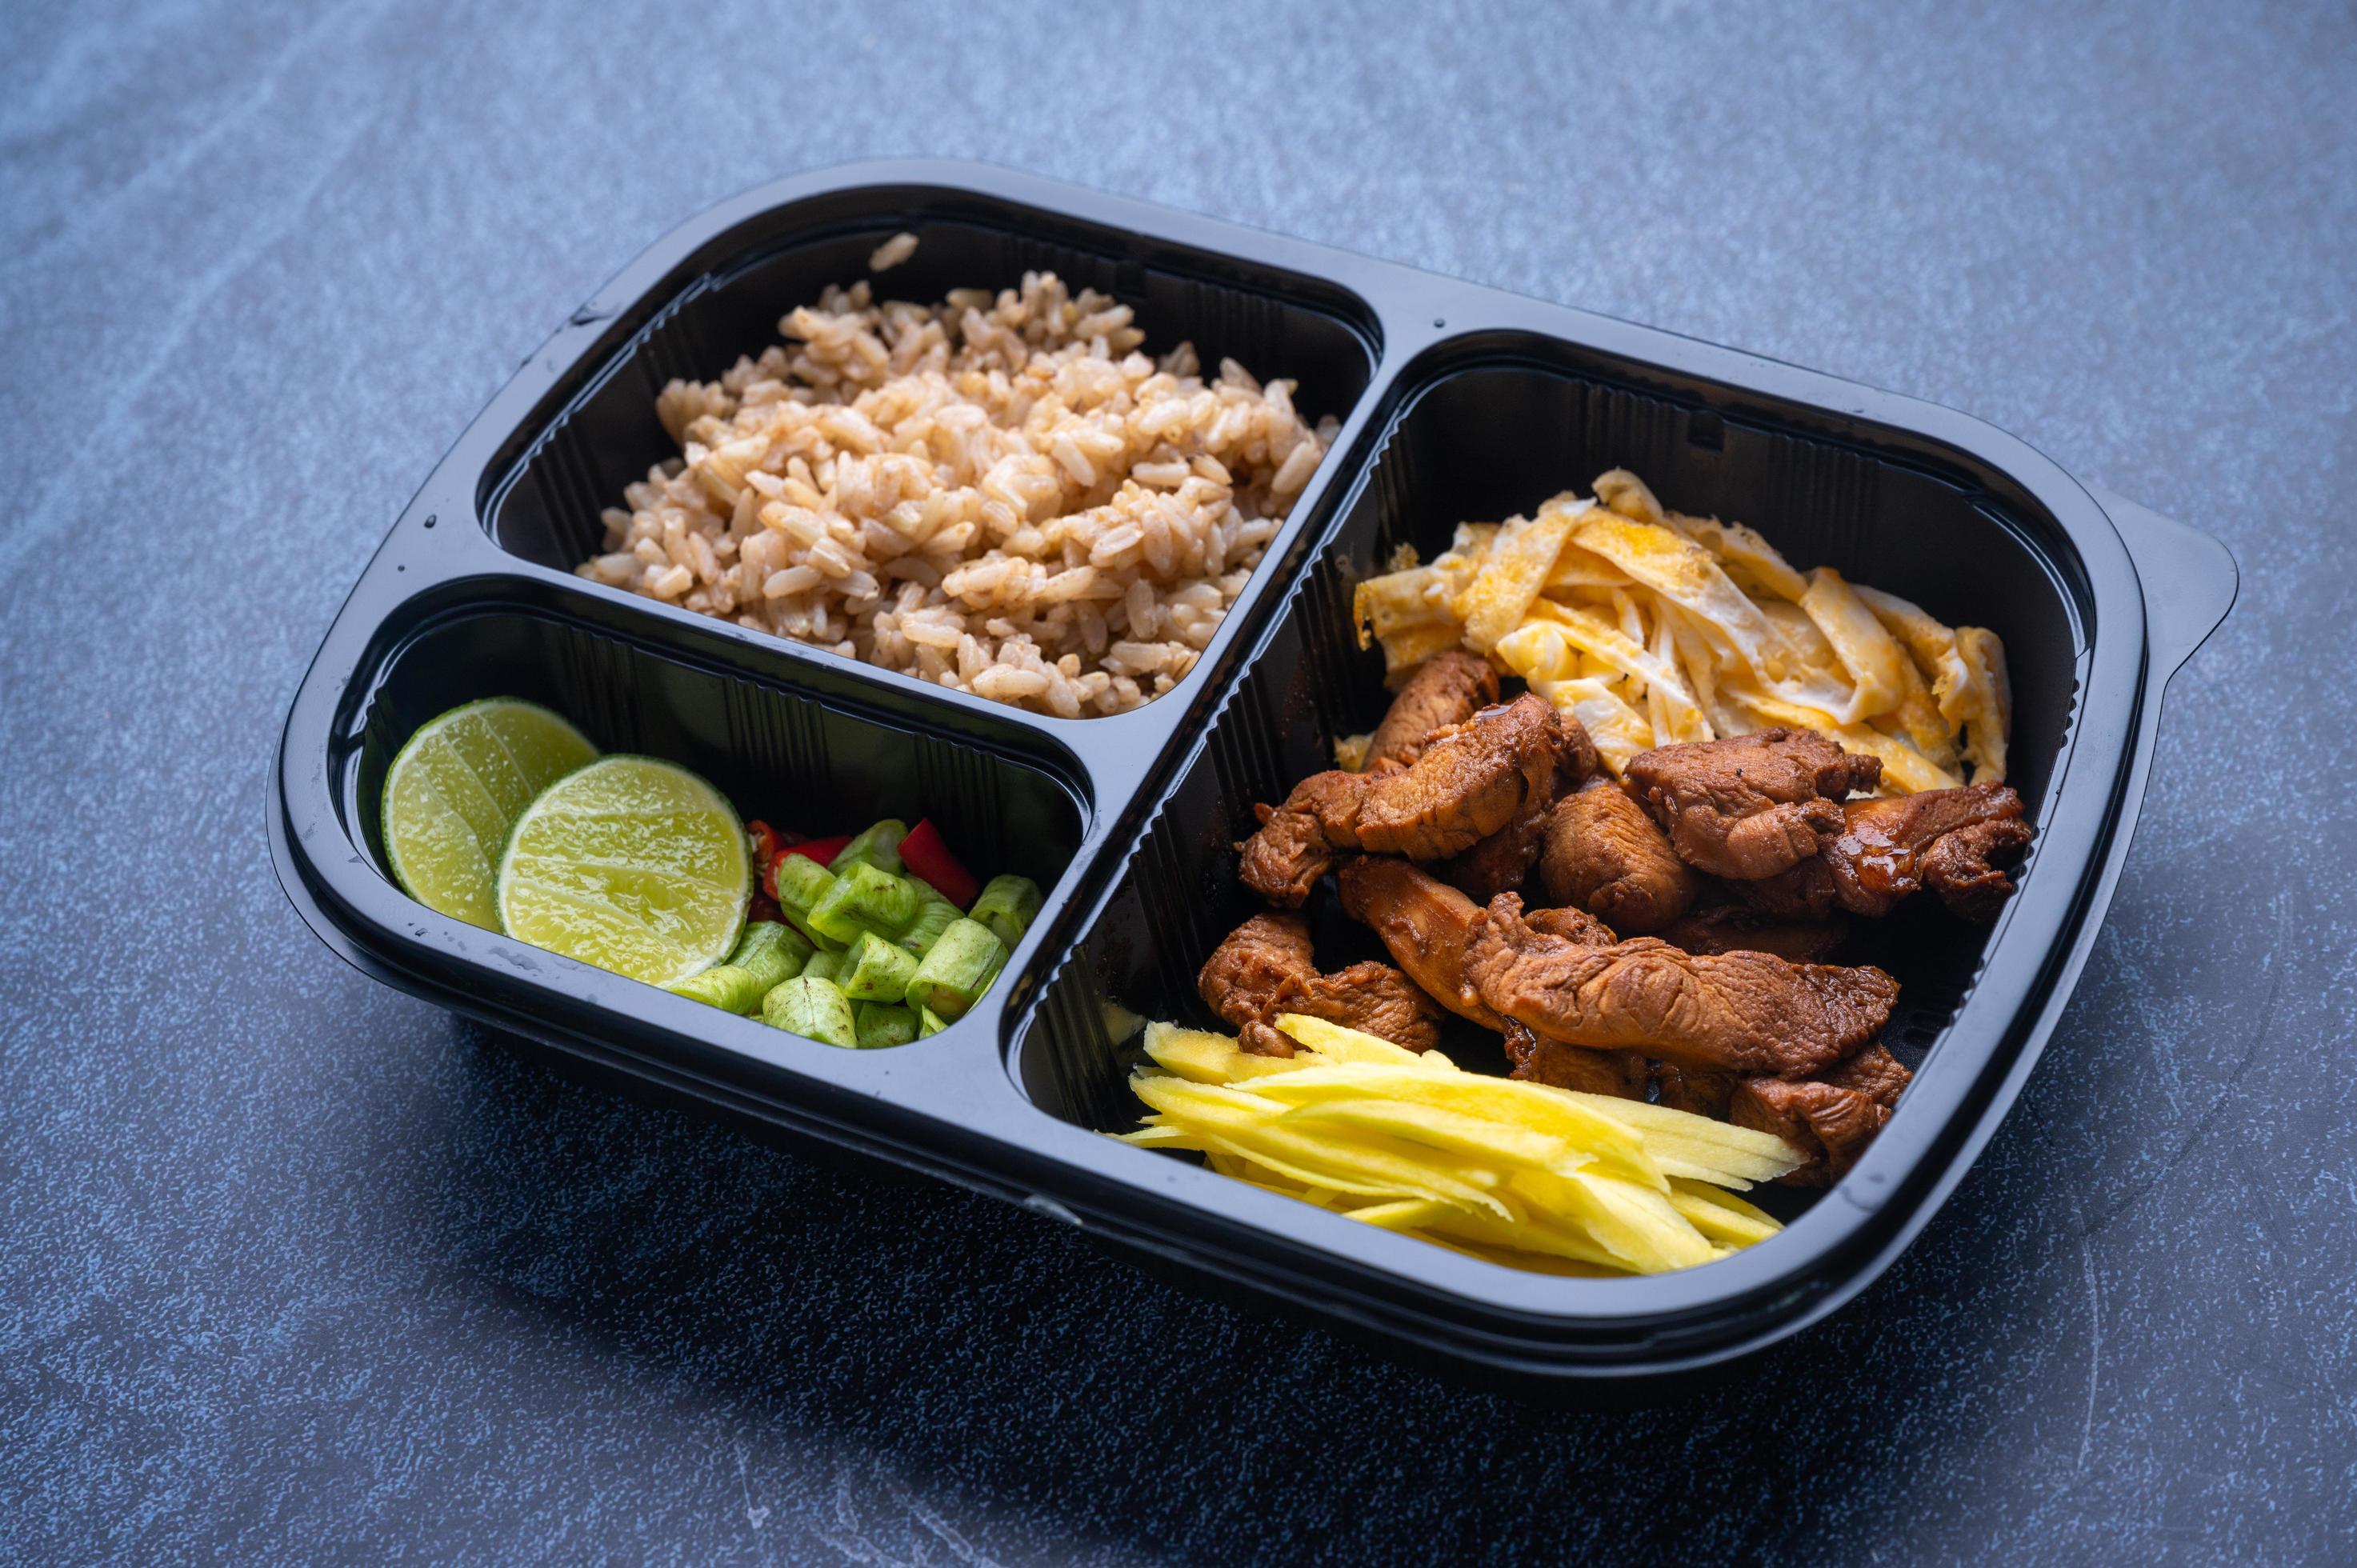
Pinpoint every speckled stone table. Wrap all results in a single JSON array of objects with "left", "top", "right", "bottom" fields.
[{"left": 4, "top": 1, "right": 2351, "bottom": 1562}]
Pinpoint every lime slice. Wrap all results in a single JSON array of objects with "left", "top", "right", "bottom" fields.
[
  {"left": 382, "top": 698, "right": 599, "bottom": 929},
  {"left": 494, "top": 755, "right": 751, "bottom": 986}
]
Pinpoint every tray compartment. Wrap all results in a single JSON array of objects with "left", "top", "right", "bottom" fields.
[
  {"left": 483, "top": 186, "right": 1382, "bottom": 610},
  {"left": 333, "top": 584, "right": 1088, "bottom": 1026},
  {"left": 1018, "top": 337, "right": 2093, "bottom": 1216}
]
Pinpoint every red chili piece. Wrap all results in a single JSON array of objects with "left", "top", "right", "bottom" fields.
[
  {"left": 746, "top": 820, "right": 783, "bottom": 866},
  {"left": 898, "top": 818, "right": 979, "bottom": 908}
]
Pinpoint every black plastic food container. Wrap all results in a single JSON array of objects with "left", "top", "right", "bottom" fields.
[{"left": 272, "top": 160, "right": 2234, "bottom": 1394}]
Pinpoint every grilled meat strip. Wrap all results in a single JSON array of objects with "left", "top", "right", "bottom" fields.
[
  {"left": 1435, "top": 798, "right": 1552, "bottom": 903},
  {"left": 1239, "top": 694, "right": 1567, "bottom": 906},
  {"left": 1336, "top": 856, "right": 1507, "bottom": 1029},
  {"left": 1502, "top": 1022, "right": 1648, "bottom": 1098},
  {"left": 1739, "top": 782, "right": 2031, "bottom": 922},
  {"left": 1625, "top": 728, "right": 1882, "bottom": 881},
  {"left": 1433, "top": 703, "right": 1603, "bottom": 905},
  {"left": 1197, "top": 911, "right": 1444, "bottom": 1058},
  {"left": 1652, "top": 1062, "right": 1737, "bottom": 1119},
  {"left": 1920, "top": 815, "right": 2035, "bottom": 921},
  {"left": 1539, "top": 779, "right": 1701, "bottom": 933},
  {"left": 1523, "top": 903, "right": 1620, "bottom": 946},
  {"left": 1728, "top": 1043, "right": 1911, "bottom": 1187},
  {"left": 1363, "top": 651, "right": 1499, "bottom": 771},
  {"left": 1655, "top": 901, "right": 1848, "bottom": 963},
  {"left": 1337, "top": 859, "right": 1618, "bottom": 1022},
  {"left": 1463, "top": 893, "right": 1899, "bottom": 1076}
]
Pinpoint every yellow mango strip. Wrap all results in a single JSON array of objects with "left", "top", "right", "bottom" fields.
[
  {"left": 1513, "top": 1168, "right": 1719, "bottom": 1274},
  {"left": 1800, "top": 567, "right": 1911, "bottom": 722},
  {"left": 1112, "top": 1122, "right": 1206, "bottom": 1150},
  {"left": 1418, "top": 1201, "right": 1627, "bottom": 1272},
  {"left": 1141, "top": 1021, "right": 1308, "bottom": 1083},
  {"left": 1240, "top": 1065, "right": 1663, "bottom": 1191},
  {"left": 1210, "top": 1150, "right": 1332, "bottom": 1202},
  {"left": 1339, "top": 1197, "right": 1455, "bottom": 1231},
  {"left": 1555, "top": 1090, "right": 1805, "bottom": 1186},
  {"left": 1207, "top": 1127, "right": 1512, "bottom": 1222},
  {"left": 1667, "top": 1178, "right": 1783, "bottom": 1246},
  {"left": 1134, "top": 1076, "right": 1515, "bottom": 1221},
  {"left": 1185, "top": 1122, "right": 1505, "bottom": 1218},
  {"left": 1279, "top": 1098, "right": 1592, "bottom": 1177},
  {"left": 1454, "top": 501, "right": 1587, "bottom": 654},
  {"left": 1272, "top": 1013, "right": 1448, "bottom": 1067}
]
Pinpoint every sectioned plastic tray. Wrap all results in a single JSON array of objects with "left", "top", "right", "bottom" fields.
[{"left": 270, "top": 160, "right": 2235, "bottom": 1394}]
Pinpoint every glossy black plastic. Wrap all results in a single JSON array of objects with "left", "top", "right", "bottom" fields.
[{"left": 271, "top": 160, "right": 2235, "bottom": 1394}]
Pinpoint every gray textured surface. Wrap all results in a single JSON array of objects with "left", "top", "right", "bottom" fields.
[{"left": 3, "top": 0, "right": 2352, "bottom": 1562}]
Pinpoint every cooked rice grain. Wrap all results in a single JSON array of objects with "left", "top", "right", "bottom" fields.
[{"left": 579, "top": 272, "right": 1337, "bottom": 717}]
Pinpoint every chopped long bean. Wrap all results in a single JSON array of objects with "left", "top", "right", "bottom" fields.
[
  {"left": 799, "top": 948, "right": 845, "bottom": 985},
  {"left": 842, "top": 931, "right": 922, "bottom": 1002},
  {"left": 665, "top": 921, "right": 810, "bottom": 1013},
  {"left": 898, "top": 880, "right": 964, "bottom": 956},
  {"left": 916, "top": 1003, "right": 951, "bottom": 1038},
  {"left": 808, "top": 862, "right": 922, "bottom": 946},
  {"left": 830, "top": 819, "right": 909, "bottom": 877},
  {"left": 762, "top": 974, "right": 858, "bottom": 1049},
  {"left": 853, "top": 1002, "right": 919, "bottom": 1050},
  {"left": 902, "top": 918, "right": 1006, "bottom": 1021},
  {"left": 967, "top": 874, "right": 1043, "bottom": 951},
  {"left": 770, "top": 852, "right": 845, "bottom": 952}
]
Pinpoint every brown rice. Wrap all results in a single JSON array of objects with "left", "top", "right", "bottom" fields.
[{"left": 577, "top": 267, "right": 1339, "bottom": 718}]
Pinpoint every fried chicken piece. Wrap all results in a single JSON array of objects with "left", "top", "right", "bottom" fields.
[
  {"left": 1435, "top": 798, "right": 1552, "bottom": 902},
  {"left": 1364, "top": 651, "right": 1499, "bottom": 771},
  {"left": 1463, "top": 893, "right": 1899, "bottom": 1076},
  {"left": 1539, "top": 780, "right": 1701, "bottom": 933},
  {"left": 1238, "top": 694, "right": 1566, "bottom": 906},
  {"left": 1921, "top": 816, "right": 2035, "bottom": 921},
  {"left": 1335, "top": 856, "right": 1506, "bottom": 1029},
  {"left": 1197, "top": 912, "right": 1443, "bottom": 1057},
  {"left": 1502, "top": 1022, "right": 1647, "bottom": 1098},
  {"left": 1652, "top": 1062, "right": 1736, "bottom": 1118},
  {"left": 1625, "top": 728, "right": 1882, "bottom": 881},
  {"left": 1739, "top": 782, "right": 2032, "bottom": 922},
  {"left": 1729, "top": 1043, "right": 1911, "bottom": 1187},
  {"left": 1551, "top": 703, "right": 1603, "bottom": 792},
  {"left": 1655, "top": 902, "right": 1848, "bottom": 963},
  {"left": 1524, "top": 903, "right": 1620, "bottom": 946},
  {"left": 1432, "top": 707, "right": 1607, "bottom": 904}
]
